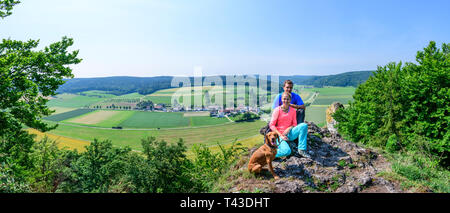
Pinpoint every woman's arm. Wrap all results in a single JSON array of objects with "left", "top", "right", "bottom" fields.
[
  {"left": 282, "top": 126, "right": 293, "bottom": 136},
  {"left": 270, "top": 107, "right": 288, "bottom": 141},
  {"left": 269, "top": 107, "right": 279, "bottom": 132}
]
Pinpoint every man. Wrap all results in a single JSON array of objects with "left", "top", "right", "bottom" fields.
[{"left": 272, "top": 80, "right": 306, "bottom": 124}]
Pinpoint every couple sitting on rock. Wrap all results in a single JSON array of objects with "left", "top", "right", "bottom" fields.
[{"left": 269, "top": 80, "right": 314, "bottom": 159}]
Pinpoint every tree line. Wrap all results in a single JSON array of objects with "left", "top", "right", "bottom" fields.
[
  {"left": 333, "top": 42, "right": 449, "bottom": 191},
  {"left": 56, "top": 72, "right": 374, "bottom": 97}
]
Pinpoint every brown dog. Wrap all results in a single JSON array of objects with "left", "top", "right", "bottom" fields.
[{"left": 248, "top": 131, "right": 280, "bottom": 179}]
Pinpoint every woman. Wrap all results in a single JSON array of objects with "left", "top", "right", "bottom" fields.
[{"left": 269, "top": 92, "right": 312, "bottom": 158}]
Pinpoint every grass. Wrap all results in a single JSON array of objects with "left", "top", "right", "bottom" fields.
[
  {"left": 27, "top": 128, "right": 90, "bottom": 152},
  {"left": 43, "top": 109, "right": 97, "bottom": 122},
  {"left": 118, "top": 111, "right": 190, "bottom": 128},
  {"left": 42, "top": 120, "right": 265, "bottom": 152},
  {"left": 49, "top": 107, "right": 77, "bottom": 115},
  {"left": 302, "top": 87, "right": 355, "bottom": 105},
  {"left": 144, "top": 85, "right": 275, "bottom": 106},
  {"left": 94, "top": 110, "right": 136, "bottom": 127},
  {"left": 142, "top": 96, "right": 172, "bottom": 105},
  {"left": 64, "top": 110, "right": 138, "bottom": 128},
  {"left": 189, "top": 116, "right": 230, "bottom": 126},
  {"left": 382, "top": 151, "right": 450, "bottom": 193},
  {"left": 47, "top": 93, "right": 108, "bottom": 108},
  {"left": 79, "top": 90, "right": 117, "bottom": 98},
  {"left": 305, "top": 106, "right": 328, "bottom": 125}
]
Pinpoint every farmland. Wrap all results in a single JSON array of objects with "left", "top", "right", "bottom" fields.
[
  {"left": 37, "top": 85, "right": 356, "bottom": 154},
  {"left": 37, "top": 120, "right": 265, "bottom": 152},
  {"left": 44, "top": 109, "right": 97, "bottom": 122},
  {"left": 295, "top": 86, "right": 356, "bottom": 126}
]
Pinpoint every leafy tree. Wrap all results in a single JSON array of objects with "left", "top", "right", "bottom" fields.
[
  {"left": 334, "top": 41, "right": 449, "bottom": 166},
  {"left": 0, "top": 0, "right": 19, "bottom": 18},
  {"left": 62, "top": 139, "right": 132, "bottom": 192},
  {"left": 138, "top": 136, "right": 197, "bottom": 193},
  {"left": 0, "top": 1, "right": 81, "bottom": 179}
]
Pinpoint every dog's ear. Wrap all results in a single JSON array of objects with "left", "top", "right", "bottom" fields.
[
  {"left": 275, "top": 133, "right": 280, "bottom": 144},
  {"left": 264, "top": 133, "right": 269, "bottom": 145}
]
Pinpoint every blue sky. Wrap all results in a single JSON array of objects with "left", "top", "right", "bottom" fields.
[{"left": 1, "top": 0, "right": 449, "bottom": 77}]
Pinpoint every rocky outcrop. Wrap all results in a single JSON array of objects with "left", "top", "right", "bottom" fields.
[
  {"left": 221, "top": 114, "right": 403, "bottom": 193},
  {"left": 326, "top": 102, "right": 344, "bottom": 134}
]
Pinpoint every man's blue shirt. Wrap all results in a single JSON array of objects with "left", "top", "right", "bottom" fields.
[{"left": 272, "top": 92, "right": 304, "bottom": 109}]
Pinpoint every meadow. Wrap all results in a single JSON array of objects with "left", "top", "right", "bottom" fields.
[
  {"left": 295, "top": 86, "right": 356, "bottom": 126},
  {"left": 39, "top": 85, "right": 356, "bottom": 154},
  {"left": 38, "top": 120, "right": 265, "bottom": 152},
  {"left": 44, "top": 109, "right": 97, "bottom": 122}
]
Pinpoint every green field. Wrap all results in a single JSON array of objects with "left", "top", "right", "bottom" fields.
[
  {"left": 293, "top": 86, "right": 356, "bottom": 126},
  {"left": 305, "top": 106, "right": 328, "bottom": 126},
  {"left": 300, "top": 87, "right": 355, "bottom": 105},
  {"left": 79, "top": 90, "right": 117, "bottom": 98},
  {"left": 189, "top": 116, "right": 229, "bottom": 126},
  {"left": 44, "top": 109, "right": 97, "bottom": 122},
  {"left": 94, "top": 111, "right": 136, "bottom": 127},
  {"left": 45, "top": 109, "right": 230, "bottom": 129},
  {"left": 43, "top": 120, "right": 265, "bottom": 151},
  {"left": 47, "top": 93, "right": 106, "bottom": 108},
  {"left": 144, "top": 85, "right": 275, "bottom": 107},
  {"left": 118, "top": 111, "right": 190, "bottom": 128},
  {"left": 143, "top": 95, "right": 172, "bottom": 105},
  {"left": 41, "top": 86, "right": 356, "bottom": 153}
]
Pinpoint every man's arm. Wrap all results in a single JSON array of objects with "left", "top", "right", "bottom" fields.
[
  {"left": 290, "top": 93, "right": 305, "bottom": 109},
  {"left": 289, "top": 103, "right": 305, "bottom": 109}
]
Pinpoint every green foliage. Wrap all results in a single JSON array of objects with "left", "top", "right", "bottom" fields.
[
  {"left": 230, "top": 112, "right": 260, "bottom": 122},
  {"left": 386, "top": 134, "right": 400, "bottom": 153},
  {"left": 137, "top": 136, "right": 198, "bottom": 193},
  {"left": 0, "top": 1, "right": 245, "bottom": 193},
  {"left": 280, "top": 71, "right": 374, "bottom": 88},
  {"left": 0, "top": 162, "right": 30, "bottom": 192},
  {"left": 0, "top": 0, "right": 19, "bottom": 18},
  {"left": 191, "top": 141, "right": 246, "bottom": 191},
  {"left": 136, "top": 100, "right": 154, "bottom": 110},
  {"left": 386, "top": 149, "right": 450, "bottom": 192},
  {"left": 28, "top": 136, "right": 65, "bottom": 192},
  {"left": 61, "top": 139, "right": 132, "bottom": 192},
  {"left": 0, "top": 37, "right": 82, "bottom": 134},
  {"left": 334, "top": 41, "right": 449, "bottom": 166},
  {"left": 0, "top": 36, "right": 82, "bottom": 180}
]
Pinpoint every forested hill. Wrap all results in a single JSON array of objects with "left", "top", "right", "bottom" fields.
[
  {"left": 56, "top": 76, "right": 174, "bottom": 95},
  {"left": 56, "top": 71, "right": 374, "bottom": 95},
  {"left": 279, "top": 71, "right": 374, "bottom": 88}
]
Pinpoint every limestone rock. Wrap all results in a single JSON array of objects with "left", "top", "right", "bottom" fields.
[
  {"left": 223, "top": 116, "right": 403, "bottom": 193},
  {"left": 326, "top": 102, "right": 344, "bottom": 134}
]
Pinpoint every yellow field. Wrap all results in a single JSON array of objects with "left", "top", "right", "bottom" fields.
[
  {"left": 66, "top": 110, "right": 119, "bottom": 125},
  {"left": 27, "top": 129, "right": 90, "bottom": 152},
  {"left": 27, "top": 127, "right": 263, "bottom": 158}
]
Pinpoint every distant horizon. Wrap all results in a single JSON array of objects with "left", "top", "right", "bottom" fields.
[{"left": 66, "top": 70, "right": 375, "bottom": 79}]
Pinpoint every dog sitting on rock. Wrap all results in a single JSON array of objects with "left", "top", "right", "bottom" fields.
[{"left": 248, "top": 131, "right": 280, "bottom": 179}]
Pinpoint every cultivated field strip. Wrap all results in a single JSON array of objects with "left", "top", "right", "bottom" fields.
[
  {"left": 65, "top": 110, "right": 121, "bottom": 124},
  {"left": 27, "top": 128, "right": 91, "bottom": 151},
  {"left": 44, "top": 120, "right": 266, "bottom": 151},
  {"left": 43, "top": 109, "right": 97, "bottom": 122}
]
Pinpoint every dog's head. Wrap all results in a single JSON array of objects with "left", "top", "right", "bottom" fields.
[{"left": 265, "top": 131, "right": 279, "bottom": 148}]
